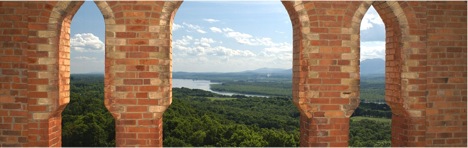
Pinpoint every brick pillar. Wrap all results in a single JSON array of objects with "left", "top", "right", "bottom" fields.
[
  {"left": 104, "top": 1, "right": 181, "bottom": 146},
  {"left": 300, "top": 113, "right": 353, "bottom": 147},
  {"left": 284, "top": 1, "right": 361, "bottom": 147}
]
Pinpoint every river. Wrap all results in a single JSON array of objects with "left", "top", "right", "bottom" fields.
[{"left": 172, "top": 79, "right": 268, "bottom": 97}]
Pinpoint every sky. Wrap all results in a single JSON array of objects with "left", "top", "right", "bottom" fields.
[{"left": 70, "top": 1, "right": 384, "bottom": 73}]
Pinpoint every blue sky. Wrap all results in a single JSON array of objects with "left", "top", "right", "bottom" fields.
[{"left": 70, "top": 1, "right": 384, "bottom": 73}]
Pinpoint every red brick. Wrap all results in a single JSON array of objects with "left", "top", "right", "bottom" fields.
[
  {"left": 121, "top": 113, "right": 142, "bottom": 119},
  {"left": 116, "top": 86, "right": 133, "bottom": 91},
  {"left": 118, "top": 120, "right": 136, "bottom": 125},
  {"left": 117, "top": 46, "right": 139, "bottom": 52},
  {"left": 320, "top": 105, "right": 340, "bottom": 110},
  {"left": 126, "top": 25, "right": 146, "bottom": 31},
  {"left": 124, "top": 12, "right": 146, "bottom": 17},
  {"left": 138, "top": 133, "right": 157, "bottom": 139},
  {"left": 322, "top": 79, "right": 340, "bottom": 84},
  {"left": 127, "top": 127, "right": 149, "bottom": 133},
  {"left": 139, "top": 86, "right": 159, "bottom": 91},
  {"left": 138, "top": 99, "right": 158, "bottom": 105},
  {"left": 133, "top": 5, "right": 152, "bottom": 11},
  {"left": 139, "top": 46, "right": 159, "bottom": 52},
  {"left": 116, "top": 32, "right": 136, "bottom": 38},
  {"left": 126, "top": 65, "right": 146, "bottom": 71},
  {"left": 28, "top": 106, "right": 46, "bottom": 111},
  {"left": 2, "top": 103, "right": 21, "bottom": 109},
  {"left": 118, "top": 133, "right": 136, "bottom": 139},
  {"left": 127, "top": 106, "right": 147, "bottom": 112},
  {"left": 115, "top": 99, "right": 137, "bottom": 105},
  {"left": 126, "top": 52, "right": 148, "bottom": 58},
  {"left": 330, "top": 99, "right": 349, "bottom": 104},
  {"left": 135, "top": 93, "right": 148, "bottom": 98},
  {"left": 123, "top": 79, "right": 143, "bottom": 85},
  {"left": 128, "top": 39, "right": 148, "bottom": 45},
  {"left": 29, "top": 92, "right": 47, "bottom": 98}
]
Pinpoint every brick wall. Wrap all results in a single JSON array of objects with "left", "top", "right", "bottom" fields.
[
  {"left": 426, "top": 1, "right": 467, "bottom": 146},
  {"left": 0, "top": 2, "right": 29, "bottom": 147},
  {"left": 0, "top": 1, "right": 466, "bottom": 147}
]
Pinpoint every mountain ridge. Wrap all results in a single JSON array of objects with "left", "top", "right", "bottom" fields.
[{"left": 174, "top": 58, "right": 385, "bottom": 75}]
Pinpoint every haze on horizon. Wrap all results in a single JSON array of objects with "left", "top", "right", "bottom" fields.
[{"left": 69, "top": 1, "right": 384, "bottom": 74}]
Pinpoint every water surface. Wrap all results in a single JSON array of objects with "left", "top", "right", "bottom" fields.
[{"left": 172, "top": 79, "right": 267, "bottom": 97}]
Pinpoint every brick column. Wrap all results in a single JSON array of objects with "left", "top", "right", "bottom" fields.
[
  {"left": 104, "top": 1, "right": 181, "bottom": 146},
  {"left": 284, "top": 1, "right": 361, "bottom": 147}
]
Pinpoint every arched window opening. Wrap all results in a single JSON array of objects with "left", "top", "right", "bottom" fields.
[
  {"left": 349, "top": 5, "right": 392, "bottom": 147},
  {"left": 165, "top": 1, "right": 298, "bottom": 147},
  {"left": 61, "top": 1, "right": 115, "bottom": 147}
]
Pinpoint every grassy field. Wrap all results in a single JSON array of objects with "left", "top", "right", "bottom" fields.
[
  {"left": 207, "top": 97, "right": 237, "bottom": 101},
  {"left": 351, "top": 116, "right": 391, "bottom": 123}
]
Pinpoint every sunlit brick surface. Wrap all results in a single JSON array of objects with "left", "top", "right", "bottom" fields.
[{"left": 0, "top": 1, "right": 465, "bottom": 147}]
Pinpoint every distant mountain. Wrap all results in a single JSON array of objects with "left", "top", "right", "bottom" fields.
[
  {"left": 241, "top": 59, "right": 384, "bottom": 76},
  {"left": 243, "top": 68, "right": 292, "bottom": 74},
  {"left": 360, "top": 58, "right": 385, "bottom": 75},
  {"left": 174, "top": 59, "right": 384, "bottom": 77}
]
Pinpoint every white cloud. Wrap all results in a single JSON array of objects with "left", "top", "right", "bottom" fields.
[
  {"left": 263, "top": 43, "right": 291, "bottom": 53},
  {"left": 210, "top": 27, "right": 222, "bottom": 33},
  {"left": 75, "top": 56, "right": 97, "bottom": 61},
  {"left": 217, "top": 28, "right": 291, "bottom": 48},
  {"left": 182, "top": 22, "right": 206, "bottom": 34},
  {"left": 211, "top": 46, "right": 256, "bottom": 57},
  {"left": 196, "top": 29, "right": 206, "bottom": 34},
  {"left": 225, "top": 30, "right": 255, "bottom": 45},
  {"left": 361, "top": 41, "right": 385, "bottom": 61},
  {"left": 194, "top": 37, "right": 216, "bottom": 47},
  {"left": 360, "top": 6, "right": 384, "bottom": 31},
  {"left": 173, "top": 35, "right": 193, "bottom": 51},
  {"left": 222, "top": 28, "right": 234, "bottom": 32},
  {"left": 172, "top": 35, "right": 255, "bottom": 57},
  {"left": 172, "top": 23, "right": 293, "bottom": 72},
  {"left": 203, "top": 18, "right": 220, "bottom": 23},
  {"left": 256, "top": 37, "right": 274, "bottom": 46},
  {"left": 70, "top": 33, "right": 104, "bottom": 52},
  {"left": 172, "top": 23, "right": 183, "bottom": 31}
]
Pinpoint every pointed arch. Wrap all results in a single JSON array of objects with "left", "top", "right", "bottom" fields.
[
  {"left": 351, "top": 1, "right": 426, "bottom": 146},
  {"left": 282, "top": 1, "right": 312, "bottom": 119},
  {"left": 25, "top": 1, "right": 115, "bottom": 146}
]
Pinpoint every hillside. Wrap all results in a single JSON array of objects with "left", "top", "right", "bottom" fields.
[{"left": 360, "top": 58, "right": 385, "bottom": 75}]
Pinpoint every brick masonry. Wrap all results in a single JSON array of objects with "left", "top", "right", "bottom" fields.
[{"left": 0, "top": 1, "right": 466, "bottom": 147}]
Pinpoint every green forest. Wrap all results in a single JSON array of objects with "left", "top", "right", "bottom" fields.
[
  {"left": 210, "top": 81, "right": 292, "bottom": 96},
  {"left": 62, "top": 74, "right": 115, "bottom": 146},
  {"left": 62, "top": 74, "right": 391, "bottom": 147}
]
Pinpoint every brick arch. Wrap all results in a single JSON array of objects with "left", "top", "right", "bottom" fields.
[
  {"left": 282, "top": 2, "right": 324, "bottom": 147},
  {"left": 282, "top": 1, "right": 311, "bottom": 119},
  {"left": 25, "top": 1, "right": 115, "bottom": 146},
  {"left": 350, "top": 1, "right": 427, "bottom": 146},
  {"left": 1, "top": 1, "right": 466, "bottom": 147},
  {"left": 281, "top": 1, "right": 426, "bottom": 147},
  {"left": 375, "top": 2, "right": 427, "bottom": 146}
]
